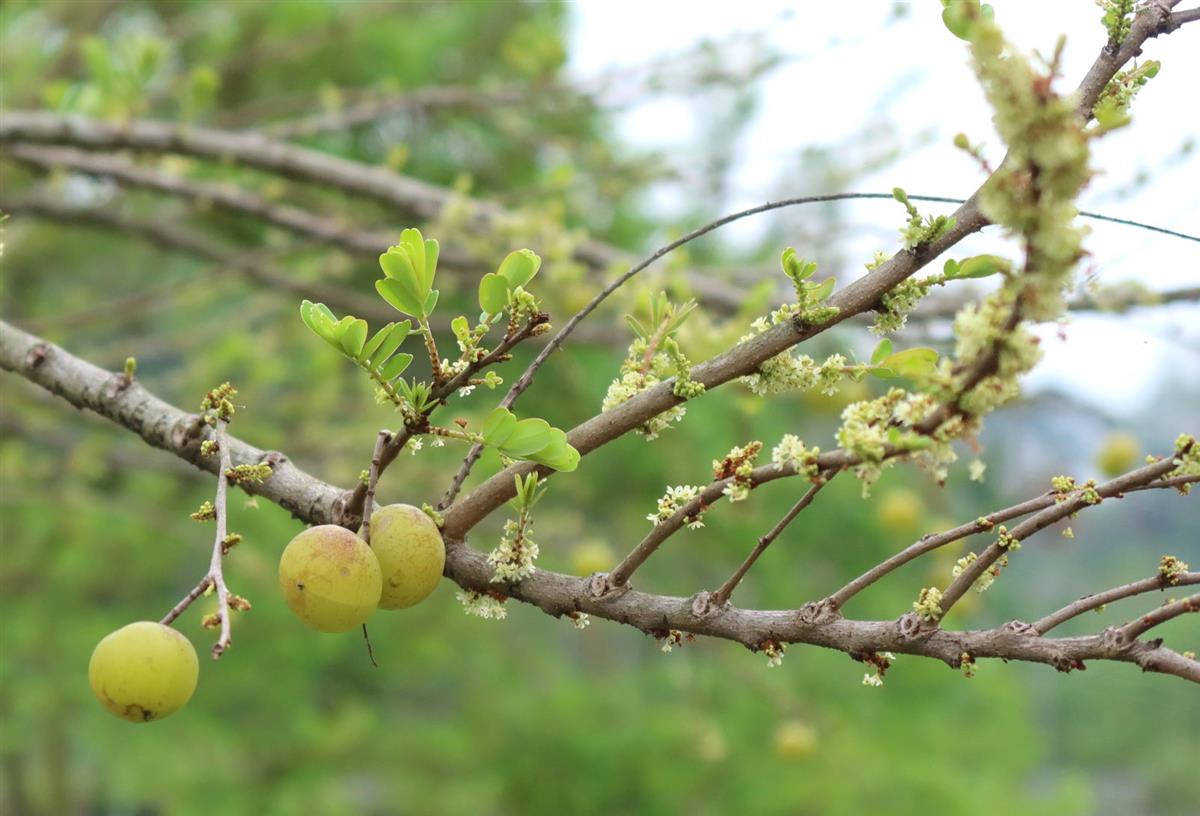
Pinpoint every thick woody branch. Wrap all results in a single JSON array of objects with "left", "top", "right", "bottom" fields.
[
  {"left": 4, "top": 320, "right": 1197, "bottom": 683},
  {"left": 1034, "top": 571, "right": 1200, "bottom": 634}
]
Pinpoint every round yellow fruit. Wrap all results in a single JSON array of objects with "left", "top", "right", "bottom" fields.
[
  {"left": 773, "top": 719, "right": 818, "bottom": 760},
  {"left": 279, "top": 524, "right": 382, "bottom": 632},
  {"left": 1096, "top": 432, "right": 1140, "bottom": 477},
  {"left": 876, "top": 488, "right": 924, "bottom": 531},
  {"left": 368, "top": 504, "right": 445, "bottom": 609},
  {"left": 570, "top": 540, "right": 615, "bottom": 576},
  {"left": 88, "top": 622, "right": 199, "bottom": 723}
]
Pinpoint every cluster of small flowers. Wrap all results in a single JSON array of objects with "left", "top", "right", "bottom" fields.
[
  {"left": 912, "top": 587, "right": 944, "bottom": 622},
  {"left": 771, "top": 434, "right": 821, "bottom": 479},
  {"left": 225, "top": 463, "right": 272, "bottom": 485},
  {"left": 872, "top": 277, "right": 934, "bottom": 335},
  {"left": 646, "top": 484, "right": 705, "bottom": 529},
  {"left": 659, "top": 630, "right": 684, "bottom": 653},
  {"left": 960, "top": 653, "right": 977, "bottom": 679},
  {"left": 762, "top": 640, "right": 786, "bottom": 668},
  {"left": 190, "top": 500, "right": 216, "bottom": 522},
  {"left": 567, "top": 612, "right": 591, "bottom": 630},
  {"left": 487, "top": 517, "right": 540, "bottom": 583},
  {"left": 1158, "top": 555, "right": 1190, "bottom": 585},
  {"left": 968, "top": 459, "right": 987, "bottom": 482},
  {"left": 602, "top": 370, "right": 687, "bottom": 440},
  {"left": 456, "top": 590, "right": 507, "bottom": 620},
  {"left": 862, "top": 652, "right": 895, "bottom": 687},
  {"left": 406, "top": 436, "right": 423, "bottom": 455},
  {"left": 715, "top": 442, "right": 762, "bottom": 503},
  {"left": 995, "top": 525, "right": 1021, "bottom": 551},
  {"left": 1168, "top": 434, "right": 1199, "bottom": 489},
  {"left": 738, "top": 322, "right": 858, "bottom": 397},
  {"left": 952, "top": 551, "right": 1005, "bottom": 593},
  {"left": 836, "top": 388, "right": 949, "bottom": 494}
]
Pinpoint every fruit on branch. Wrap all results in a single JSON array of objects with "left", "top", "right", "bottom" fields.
[
  {"left": 875, "top": 488, "right": 924, "bottom": 531},
  {"left": 88, "top": 622, "right": 199, "bottom": 723},
  {"left": 368, "top": 504, "right": 445, "bottom": 609},
  {"left": 570, "top": 540, "right": 615, "bottom": 576},
  {"left": 772, "top": 719, "right": 818, "bottom": 760},
  {"left": 279, "top": 525, "right": 382, "bottom": 632},
  {"left": 1096, "top": 432, "right": 1140, "bottom": 477}
]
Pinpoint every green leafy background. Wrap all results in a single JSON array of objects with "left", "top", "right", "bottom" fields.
[{"left": 1, "top": 2, "right": 1196, "bottom": 814}]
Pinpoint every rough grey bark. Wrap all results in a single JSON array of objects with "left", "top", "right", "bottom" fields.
[{"left": 4, "top": 319, "right": 1196, "bottom": 683}]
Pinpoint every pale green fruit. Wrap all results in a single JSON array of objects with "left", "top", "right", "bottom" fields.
[
  {"left": 570, "top": 540, "right": 615, "bottom": 576},
  {"left": 876, "top": 488, "right": 924, "bottom": 531},
  {"left": 369, "top": 504, "right": 445, "bottom": 609},
  {"left": 772, "top": 719, "right": 818, "bottom": 760},
  {"left": 279, "top": 525, "right": 382, "bottom": 632},
  {"left": 88, "top": 622, "right": 199, "bottom": 723},
  {"left": 1097, "top": 432, "right": 1140, "bottom": 477}
]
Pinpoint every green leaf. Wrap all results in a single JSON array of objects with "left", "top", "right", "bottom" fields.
[
  {"left": 781, "top": 247, "right": 815, "bottom": 282},
  {"left": 359, "top": 322, "right": 396, "bottom": 363},
  {"left": 376, "top": 278, "right": 425, "bottom": 317},
  {"left": 423, "top": 237, "right": 440, "bottom": 290},
  {"left": 497, "top": 249, "right": 541, "bottom": 289},
  {"left": 399, "top": 228, "right": 427, "bottom": 289},
  {"left": 479, "top": 273, "right": 509, "bottom": 315},
  {"left": 530, "top": 430, "right": 580, "bottom": 472},
  {"left": 299, "top": 300, "right": 341, "bottom": 349},
  {"left": 880, "top": 347, "right": 939, "bottom": 379},
  {"left": 624, "top": 314, "right": 649, "bottom": 340},
  {"left": 481, "top": 407, "right": 518, "bottom": 447},
  {"left": 338, "top": 318, "right": 368, "bottom": 358},
  {"left": 501, "top": 418, "right": 552, "bottom": 457},
  {"left": 808, "top": 277, "right": 836, "bottom": 302},
  {"left": 369, "top": 321, "right": 411, "bottom": 367},
  {"left": 379, "top": 249, "right": 415, "bottom": 282},
  {"left": 423, "top": 289, "right": 440, "bottom": 316},
  {"left": 871, "top": 338, "right": 893, "bottom": 366},
  {"left": 379, "top": 353, "right": 413, "bottom": 381},
  {"left": 952, "top": 254, "right": 1012, "bottom": 280},
  {"left": 450, "top": 315, "right": 470, "bottom": 340},
  {"left": 943, "top": 259, "right": 960, "bottom": 278}
]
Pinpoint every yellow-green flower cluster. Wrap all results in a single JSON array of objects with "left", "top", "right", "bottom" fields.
[
  {"left": 647, "top": 485, "right": 705, "bottom": 529},
  {"left": 488, "top": 517, "right": 540, "bottom": 583},
  {"left": 771, "top": 434, "right": 822, "bottom": 480},
  {"left": 1159, "top": 555, "right": 1190, "bottom": 585},
  {"left": 913, "top": 586, "right": 944, "bottom": 622}
]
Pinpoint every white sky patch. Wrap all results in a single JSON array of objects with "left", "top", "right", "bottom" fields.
[{"left": 568, "top": 0, "right": 1200, "bottom": 417}]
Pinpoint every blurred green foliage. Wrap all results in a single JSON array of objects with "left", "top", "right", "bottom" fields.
[{"left": 0, "top": 2, "right": 1196, "bottom": 815}]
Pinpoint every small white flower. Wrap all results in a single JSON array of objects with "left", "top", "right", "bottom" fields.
[
  {"left": 969, "top": 458, "right": 987, "bottom": 482},
  {"left": 863, "top": 673, "right": 884, "bottom": 687}
]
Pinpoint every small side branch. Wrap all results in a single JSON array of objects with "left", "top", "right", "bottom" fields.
[
  {"left": 1117, "top": 593, "right": 1200, "bottom": 641},
  {"left": 1034, "top": 571, "right": 1200, "bottom": 634},
  {"left": 709, "top": 479, "right": 827, "bottom": 609}
]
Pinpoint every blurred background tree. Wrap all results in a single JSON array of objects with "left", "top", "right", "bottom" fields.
[{"left": 1, "top": 1, "right": 1196, "bottom": 815}]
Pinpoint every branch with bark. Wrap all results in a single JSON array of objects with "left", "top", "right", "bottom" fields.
[{"left": 3, "top": 321, "right": 1196, "bottom": 682}]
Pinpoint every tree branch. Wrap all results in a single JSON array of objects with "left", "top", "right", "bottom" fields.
[
  {"left": 4, "top": 320, "right": 1196, "bottom": 683},
  {"left": 1034, "top": 571, "right": 1200, "bottom": 634}
]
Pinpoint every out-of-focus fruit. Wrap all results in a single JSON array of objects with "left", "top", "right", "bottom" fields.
[
  {"left": 570, "top": 541, "right": 615, "bottom": 576},
  {"left": 876, "top": 488, "right": 924, "bottom": 531},
  {"left": 1096, "top": 432, "right": 1140, "bottom": 478},
  {"left": 773, "top": 719, "right": 819, "bottom": 760}
]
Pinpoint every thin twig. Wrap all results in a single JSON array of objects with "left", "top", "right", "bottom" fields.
[
  {"left": 1034, "top": 571, "right": 1200, "bottom": 634},
  {"left": 936, "top": 452, "right": 1194, "bottom": 620},
  {"left": 710, "top": 479, "right": 828, "bottom": 608},
  {"left": 1117, "top": 593, "right": 1200, "bottom": 640},
  {"left": 344, "top": 315, "right": 546, "bottom": 525},
  {"left": 359, "top": 429, "right": 393, "bottom": 544},
  {"left": 208, "top": 420, "right": 235, "bottom": 658}
]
